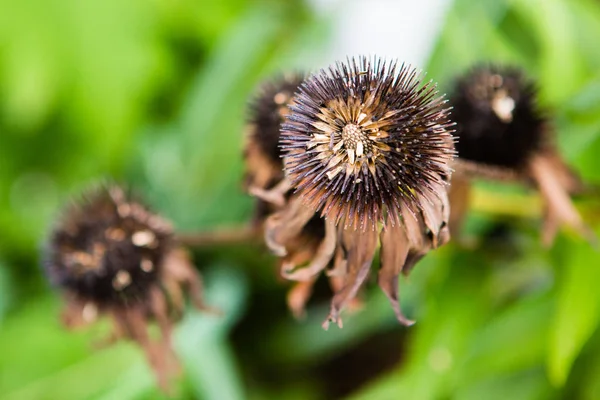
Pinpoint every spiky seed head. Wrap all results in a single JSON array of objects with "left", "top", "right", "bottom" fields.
[
  {"left": 44, "top": 185, "right": 173, "bottom": 305},
  {"left": 450, "top": 64, "right": 546, "bottom": 168},
  {"left": 280, "top": 56, "right": 455, "bottom": 230},
  {"left": 247, "top": 72, "right": 305, "bottom": 167}
]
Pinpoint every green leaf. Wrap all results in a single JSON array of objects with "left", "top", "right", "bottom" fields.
[
  {"left": 462, "top": 293, "right": 552, "bottom": 382},
  {"left": 175, "top": 264, "right": 248, "bottom": 400},
  {"left": 0, "top": 261, "right": 12, "bottom": 323},
  {"left": 548, "top": 236, "right": 600, "bottom": 386},
  {"left": 455, "top": 368, "right": 553, "bottom": 400}
]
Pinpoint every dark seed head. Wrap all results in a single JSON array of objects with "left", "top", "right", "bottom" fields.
[
  {"left": 280, "top": 56, "right": 455, "bottom": 229},
  {"left": 247, "top": 72, "right": 305, "bottom": 167},
  {"left": 450, "top": 64, "right": 546, "bottom": 169},
  {"left": 44, "top": 185, "right": 173, "bottom": 305},
  {"left": 244, "top": 73, "right": 305, "bottom": 222}
]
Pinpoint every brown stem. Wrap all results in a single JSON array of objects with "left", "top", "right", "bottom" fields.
[{"left": 175, "top": 225, "right": 260, "bottom": 248}]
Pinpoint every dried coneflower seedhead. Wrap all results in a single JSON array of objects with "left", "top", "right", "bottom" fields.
[
  {"left": 244, "top": 72, "right": 305, "bottom": 218},
  {"left": 44, "top": 185, "right": 210, "bottom": 390},
  {"left": 258, "top": 56, "right": 456, "bottom": 328},
  {"left": 449, "top": 64, "right": 594, "bottom": 245},
  {"left": 243, "top": 73, "right": 339, "bottom": 317}
]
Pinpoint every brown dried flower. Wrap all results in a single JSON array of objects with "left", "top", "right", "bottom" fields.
[
  {"left": 244, "top": 73, "right": 345, "bottom": 317},
  {"left": 43, "top": 185, "right": 210, "bottom": 390},
  {"left": 449, "top": 65, "right": 594, "bottom": 245},
  {"left": 253, "top": 56, "right": 456, "bottom": 328},
  {"left": 243, "top": 72, "right": 305, "bottom": 219}
]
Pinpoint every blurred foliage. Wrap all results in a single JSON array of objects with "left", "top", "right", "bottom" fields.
[{"left": 1, "top": 0, "right": 600, "bottom": 399}]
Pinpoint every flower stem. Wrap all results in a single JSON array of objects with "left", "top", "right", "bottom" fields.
[{"left": 176, "top": 225, "right": 260, "bottom": 248}]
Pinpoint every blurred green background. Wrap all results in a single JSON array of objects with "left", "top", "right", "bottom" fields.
[{"left": 1, "top": 0, "right": 600, "bottom": 399}]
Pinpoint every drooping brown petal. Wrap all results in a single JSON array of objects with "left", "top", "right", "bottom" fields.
[
  {"left": 162, "top": 247, "right": 214, "bottom": 314},
  {"left": 324, "top": 228, "right": 378, "bottom": 329},
  {"left": 264, "top": 195, "right": 318, "bottom": 256},
  {"left": 248, "top": 178, "right": 293, "bottom": 209},
  {"left": 400, "top": 203, "right": 433, "bottom": 276},
  {"left": 378, "top": 222, "right": 414, "bottom": 326},
  {"left": 149, "top": 285, "right": 181, "bottom": 379},
  {"left": 540, "top": 151, "right": 586, "bottom": 194},
  {"left": 528, "top": 153, "right": 596, "bottom": 246},
  {"left": 282, "top": 220, "right": 337, "bottom": 281},
  {"left": 417, "top": 188, "right": 449, "bottom": 249},
  {"left": 287, "top": 279, "right": 318, "bottom": 319},
  {"left": 111, "top": 306, "right": 171, "bottom": 392}
]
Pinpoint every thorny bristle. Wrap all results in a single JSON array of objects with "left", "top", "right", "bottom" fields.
[
  {"left": 450, "top": 64, "right": 546, "bottom": 169},
  {"left": 280, "top": 56, "right": 456, "bottom": 230}
]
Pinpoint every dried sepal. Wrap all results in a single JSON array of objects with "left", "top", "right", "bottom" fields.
[{"left": 44, "top": 184, "right": 210, "bottom": 391}]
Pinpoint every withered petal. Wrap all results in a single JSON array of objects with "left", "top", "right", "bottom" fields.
[
  {"left": 162, "top": 247, "right": 215, "bottom": 314},
  {"left": 264, "top": 196, "right": 317, "bottom": 256},
  {"left": 111, "top": 306, "right": 171, "bottom": 392},
  {"left": 282, "top": 220, "right": 337, "bottom": 281},
  {"left": 324, "top": 228, "right": 378, "bottom": 329},
  {"left": 287, "top": 279, "right": 318, "bottom": 319},
  {"left": 248, "top": 178, "right": 293, "bottom": 208},
  {"left": 149, "top": 285, "right": 181, "bottom": 378},
  {"left": 529, "top": 153, "right": 596, "bottom": 246},
  {"left": 379, "top": 222, "right": 415, "bottom": 326}
]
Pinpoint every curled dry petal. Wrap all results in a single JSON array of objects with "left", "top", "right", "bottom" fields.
[
  {"left": 379, "top": 222, "right": 414, "bottom": 326},
  {"left": 324, "top": 227, "right": 378, "bottom": 329},
  {"left": 528, "top": 154, "right": 596, "bottom": 246}
]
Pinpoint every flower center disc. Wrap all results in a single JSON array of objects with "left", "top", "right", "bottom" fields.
[{"left": 341, "top": 123, "right": 372, "bottom": 164}]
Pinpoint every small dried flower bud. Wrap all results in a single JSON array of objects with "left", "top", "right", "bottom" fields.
[
  {"left": 244, "top": 72, "right": 305, "bottom": 217},
  {"left": 259, "top": 56, "right": 456, "bottom": 328},
  {"left": 243, "top": 73, "right": 339, "bottom": 315},
  {"left": 44, "top": 184, "right": 210, "bottom": 391},
  {"left": 449, "top": 64, "right": 594, "bottom": 245},
  {"left": 451, "top": 65, "right": 545, "bottom": 169}
]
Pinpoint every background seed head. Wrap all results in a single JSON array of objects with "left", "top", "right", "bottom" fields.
[
  {"left": 246, "top": 72, "right": 305, "bottom": 167},
  {"left": 450, "top": 64, "right": 546, "bottom": 169},
  {"left": 44, "top": 185, "right": 173, "bottom": 305},
  {"left": 280, "top": 56, "right": 455, "bottom": 229}
]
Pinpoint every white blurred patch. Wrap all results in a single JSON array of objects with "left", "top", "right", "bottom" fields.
[{"left": 306, "top": 0, "right": 452, "bottom": 67}]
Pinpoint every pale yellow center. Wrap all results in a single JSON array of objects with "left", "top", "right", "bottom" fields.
[{"left": 341, "top": 124, "right": 372, "bottom": 164}]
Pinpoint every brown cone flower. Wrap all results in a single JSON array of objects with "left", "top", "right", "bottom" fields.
[
  {"left": 43, "top": 185, "right": 210, "bottom": 390},
  {"left": 255, "top": 56, "right": 456, "bottom": 328},
  {"left": 244, "top": 73, "right": 337, "bottom": 317},
  {"left": 244, "top": 72, "right": 305, "bottom": 219},
  {"left": 449, "top": 64, "right": 594, "bottom": 245}
]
